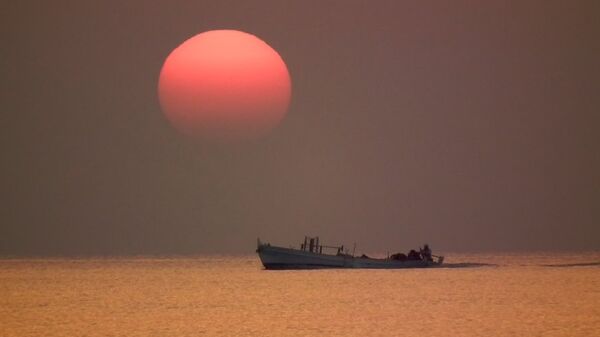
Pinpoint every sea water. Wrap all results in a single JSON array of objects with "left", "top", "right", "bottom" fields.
[{"left": 1, "top": 253, "right": 599, "bottom": 337}]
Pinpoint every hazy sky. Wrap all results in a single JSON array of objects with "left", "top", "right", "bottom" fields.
[{"left": 2, "top": 1, "right": 599, "bottom": 255}]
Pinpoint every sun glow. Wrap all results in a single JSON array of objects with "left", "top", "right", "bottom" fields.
[{"left": 158, "top": 30, "right": 291, "bottom": 141}]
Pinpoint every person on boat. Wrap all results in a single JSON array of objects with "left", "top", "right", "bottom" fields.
[{"left": 420, "top": 244, "right": 433, "bottom": 262}]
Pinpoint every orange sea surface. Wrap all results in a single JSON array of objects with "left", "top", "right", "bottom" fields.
[{"left": 1, "top": 253, "right": 599, "bottom": 337}]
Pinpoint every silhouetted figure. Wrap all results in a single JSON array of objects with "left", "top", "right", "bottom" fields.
[{"left": 420, "top": 244, "right": 433, "bottom": 262}]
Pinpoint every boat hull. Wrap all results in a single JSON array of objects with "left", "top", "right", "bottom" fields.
[{"left": 257, "top": 244, "right": 441, "bottom": 270}]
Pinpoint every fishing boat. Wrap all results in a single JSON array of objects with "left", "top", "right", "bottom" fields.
[{"left": 256, "top": 236, "right": 444, "bottom": 269}]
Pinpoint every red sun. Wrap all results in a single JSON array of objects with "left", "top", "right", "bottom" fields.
[{"left": 158, "top": 30, "right": 291, "bottom": 141}]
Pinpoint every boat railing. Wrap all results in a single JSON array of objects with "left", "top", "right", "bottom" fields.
[{"left": 300, "top": 236, "right": 344, "bottom": 255}]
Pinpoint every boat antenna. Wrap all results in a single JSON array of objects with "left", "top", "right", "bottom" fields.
[{"left": 352, "top": 242, "right": 356, "bottom": 257}]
